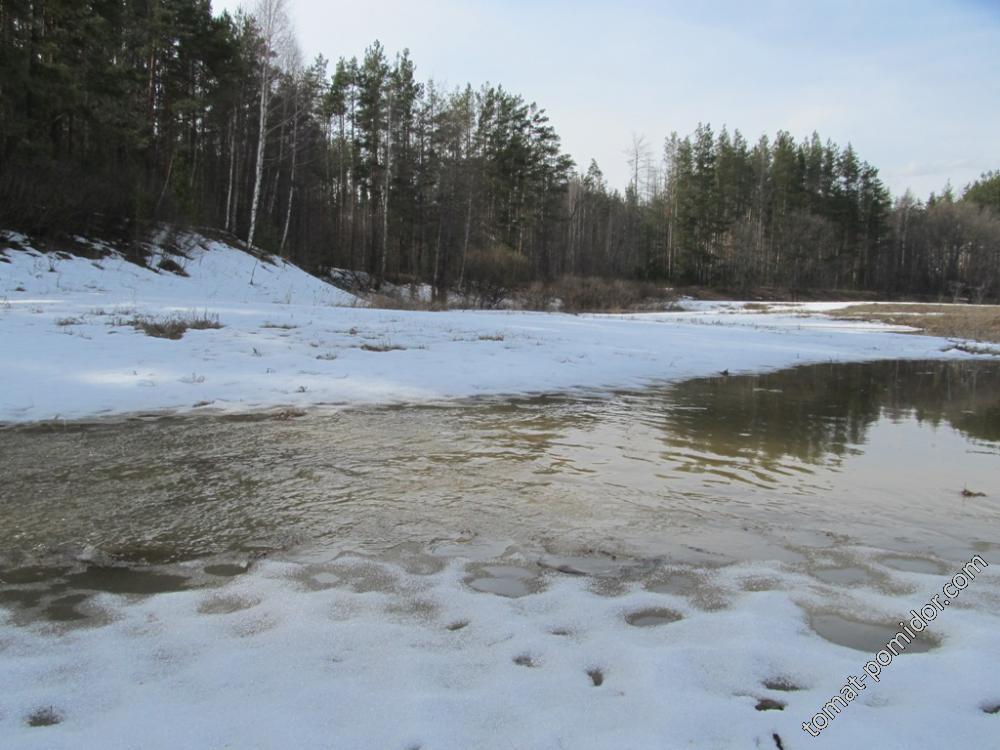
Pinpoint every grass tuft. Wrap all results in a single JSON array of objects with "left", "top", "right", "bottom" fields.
[
  {"left": 128, "top": 311, "right": 223, "bottom": 340},
  {"left": 26, "top": 707, "right": 62, "bottom": 727},
  {"left": 360, "top": 337, "right": 404, "bottom": 352}
]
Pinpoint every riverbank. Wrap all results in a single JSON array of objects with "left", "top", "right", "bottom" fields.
[
  {"left": 1, "top": 231, "right": 991, "bottom": 424},
  {"left": 835, "top": 303, "right": 1000, "bottom": 345}
]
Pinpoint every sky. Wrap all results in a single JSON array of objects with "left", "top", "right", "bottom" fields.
[{"left": 215, "top": 0, "right": 999, "bottom": 200}]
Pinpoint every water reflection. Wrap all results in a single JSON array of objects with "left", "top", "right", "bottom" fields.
[
  {"left": 658, "top": 360, "right": 999, "bottom": 477},
  {"left": 0, "top": 360, "right": 997, "bottom": 579}
]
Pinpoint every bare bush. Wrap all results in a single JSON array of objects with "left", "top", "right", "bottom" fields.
[{"left": 463, "top": 244, "right": 532, "bottom": 308}]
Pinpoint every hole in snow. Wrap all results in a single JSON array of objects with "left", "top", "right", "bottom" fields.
[
  {"left": 464, "top": 564, "right": 541, "bottom": 598},
  {"left": 625, "top": 607, "right": 683, "bottom": 627},
  {"left": 808, "top": 612, "right": 938, "bottom": 653}
]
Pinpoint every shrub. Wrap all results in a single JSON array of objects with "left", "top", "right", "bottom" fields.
[{"left": 462, "top": 244, "right": 532, "bottom": 308}]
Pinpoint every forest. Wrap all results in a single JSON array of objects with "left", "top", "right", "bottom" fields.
[{"left": 2, "top": 0, "right": 999, "bottom": 300}]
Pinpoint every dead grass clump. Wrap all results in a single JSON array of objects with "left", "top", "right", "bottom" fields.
[
  {"left": 837, "top": 303, "right": 1000, "bottom": 344},
  {"left": 157, "top": 257, "right": 189, "bottom": 276},
  {"left": 26, "top": 706, "right": 62, "bottom": 727},
  {"left": 360, "top": 340, "right": 404, "bottom": 353},
  {"left": 129, "top": 311, "right": 223, "bottom": 340}
]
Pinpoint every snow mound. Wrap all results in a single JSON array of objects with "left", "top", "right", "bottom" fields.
[{"left": 0, "top": 230, "right": 360, "bottom": 308}]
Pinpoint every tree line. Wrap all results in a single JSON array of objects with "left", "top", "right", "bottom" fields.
[{"left": 2, "top": 0, "right": 998, "bottom": 300}]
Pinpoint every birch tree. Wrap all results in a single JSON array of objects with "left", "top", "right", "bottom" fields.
[{"left": 246, "top": 0, "right": 290, "bottom": 252}]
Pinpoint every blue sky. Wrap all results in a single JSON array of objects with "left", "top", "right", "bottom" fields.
[{"left": 218, "top": 0, "right": 999, "bottom": 199}]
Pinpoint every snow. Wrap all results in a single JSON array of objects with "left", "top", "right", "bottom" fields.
[
  {"left": 0, "top": 231, "right": 986, "bottom": 424},
  {"left": 2, "top": 551, "right": 999, "bottom": 749},
  {"left": 2, "top": 231, "right": 999, "bottom": 749}
]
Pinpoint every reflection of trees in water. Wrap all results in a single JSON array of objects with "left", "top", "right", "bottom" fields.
[
  {"left": 661, "top": 361, "right": 1000, "bottom": 467},
  {"left": 879, "top": 362, "right": 1000, "bottom": 444}
]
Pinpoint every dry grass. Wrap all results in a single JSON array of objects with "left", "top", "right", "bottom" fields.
[
  {"left": 360, "top": 338, "right": 404, "bottom": 353},
  {"left": 128, "top": 311, "right": 223, "bottom": 340},
  {"left": 836, "top": 303, "right": 1000, "bottom": 344},
  {"left": 26, "top": 707, "right": 62, "bottom": 727},
  {"left": 157, "top": 257, "right": 189, "bottom": 276}
]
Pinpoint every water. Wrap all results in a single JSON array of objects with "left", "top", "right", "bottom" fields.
[{"left": 1, "top": 360, "right": 998, "bottom": 632}]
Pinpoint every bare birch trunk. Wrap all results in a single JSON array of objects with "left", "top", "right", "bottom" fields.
[
  {"left": 280, "top": 83, "right": 299, "bottom": 258},
  {"left": 247, "top": 0, "right": 288, "bottom": 254},
  {"left": 379, "top": 90, "right": 391, "bottom": 284},
  {"left": 268, "top": 95, "right": 286, "bottom": 217},
  {"left": 224, "top": 112, "right": 236, "bottom": 232},
  {"left": 247, "top": 61, "right": 269, "bottom": 252}
]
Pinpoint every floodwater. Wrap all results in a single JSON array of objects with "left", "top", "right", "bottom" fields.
[{"left": 1, "top": 359, "right": 998, "bottom": 640}]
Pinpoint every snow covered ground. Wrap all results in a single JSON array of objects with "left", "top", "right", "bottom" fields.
[
  {"left": 0, "top": 231, "right": 985, "bottom": 424},
  {"left": 3, "top": 551, "right": 999, "bottom": 749}
]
